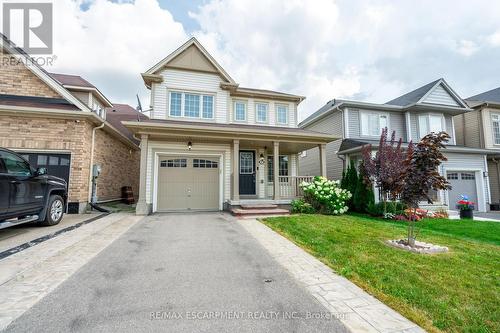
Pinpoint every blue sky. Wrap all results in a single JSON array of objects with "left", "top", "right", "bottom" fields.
[{"left": 28, "top": 0, "right": 500, "bottom": 120}]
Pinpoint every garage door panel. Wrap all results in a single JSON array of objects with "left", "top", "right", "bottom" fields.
[
  {"left": 447, "top": 171, "right": 478, "bottom": 211},
  {"left": 157, "top": 157, "right": 219, "bottom": 211}
]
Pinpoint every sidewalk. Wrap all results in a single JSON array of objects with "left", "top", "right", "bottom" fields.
[{"left": 239, "top": 218, "right": 425, "bottom": 333}]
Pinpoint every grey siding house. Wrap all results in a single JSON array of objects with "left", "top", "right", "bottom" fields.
[
  {"left": 299, "top": 79, "right": 492, "bottom": 212},
  {"left": 456, "top": 87, "right": 500, "bottom": 208}
]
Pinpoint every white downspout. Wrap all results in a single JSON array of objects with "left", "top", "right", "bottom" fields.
[{"left": 88, "top": 122, "right": 105, "bottom": 203}]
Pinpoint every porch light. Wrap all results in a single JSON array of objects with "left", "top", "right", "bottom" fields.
[
  {"left": 188, "top": 141, "right": 192, "bottom": 150},
  {"left": 259, "top": 153, "right": 265, "bottom": 165}
]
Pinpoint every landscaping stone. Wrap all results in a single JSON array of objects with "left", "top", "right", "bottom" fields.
[{"left": 386, "top": 239, "right": 449, "bottom": 254}]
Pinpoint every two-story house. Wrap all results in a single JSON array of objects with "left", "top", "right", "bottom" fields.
[
  {"left": 456, "top": 87, "right": 500, "bottom": 209},
  {"left": 299, "top": 79, "right": 492, "bottom": 212},
  {"left": 0, "top": 33, "right": 143, "bottom": 213},
  {"left": 123, "top": 38, "right": 335, "bottom": 215}
]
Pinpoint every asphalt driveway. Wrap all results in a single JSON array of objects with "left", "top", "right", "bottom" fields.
[{"left": 4, "top": 213, "right": 347, "bottom": 333}]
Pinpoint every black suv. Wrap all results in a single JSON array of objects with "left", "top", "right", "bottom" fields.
[{"left": 0, "top": 148, "right": 68, "bottom": 229}]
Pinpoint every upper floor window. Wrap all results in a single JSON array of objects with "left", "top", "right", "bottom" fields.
[
  {"left": 492, "top": 114, "right": 500, "bottom": 145},
  {"left": 256, "top": 103, "right": 268, "bottom": 123},
  {"left": 418, "top": 114, "right": 443, "bottom": 138},
  {"left": 360, "top": 112, "right": 388, "bottom": 136},
  {"left": 276, "top": 104, "right": 288, "bottom": 125},
  {"left": 169, "top": 91, "right": 214, "bottom": 119},
  {"left": 234, "top": 101, "right": 247, "bottom": 122}
]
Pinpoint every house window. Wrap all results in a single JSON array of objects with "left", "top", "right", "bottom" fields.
[
  {"left": 169, "top": 91, "right": 214, "bottom": 119},
  {"left": 267, "top": 155, "right": 289, "bottom": 182},
  {"left": 202, "top": 96, "right": 214, "bottom": 119},
  {"left": 256, "top": 103, "right": 268, "bottom": 123},
  {"left": 492, "top": 114, "right": 500, "bottom": 144},
  {"left": 193, "top": 159, "right": 218, "bottom": 168},
  {"left": 276, "top": 104, "right": 288, "bottom": 124},
  {"left": 461, "top": 172, "right": 475, "bottom": 180},
  {"left": 234, "top": 101, "right": 246, "bottom": 121},
  {"left": 160, "top": 159, "right": 187, "bottom": 168},
  {"left": 184, "top": 94, "right": 200, "bottom": 118},
  {"left": 169, "top": 92, "right": 182, "bottom": 117},
  {"left": 360, "top": 112, "right": 388, "bottom": 136},
  {"left": 418, "top": 114, "right": 443, "bottom": 138}
]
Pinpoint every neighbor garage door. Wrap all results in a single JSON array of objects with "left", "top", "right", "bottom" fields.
[
  {"left": 157, "top": 157, "right": 219, "bottom": 211},
  {"left": 18, "top": 152, "right": 71, "bottom": 186},
  {"left": 446, "top": 171, "right": 478, "bottom": 210}
]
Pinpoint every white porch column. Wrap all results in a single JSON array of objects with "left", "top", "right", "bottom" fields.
[
  {"left": 273, "top": 141, "right": 280, "bottom": 200},
  {"left": 136, "top": 134, "right": 150, "bottom": 215},
  {"left": 319, "top": 143, "right": 327, "bottom": 178},
  {"left": 232, "top": 139, "right": 239, "bottom": 201}
]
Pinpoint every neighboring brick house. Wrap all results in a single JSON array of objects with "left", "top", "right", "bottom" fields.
[{"left": 0, "top": 35, "right": 143, "bottom": 213}]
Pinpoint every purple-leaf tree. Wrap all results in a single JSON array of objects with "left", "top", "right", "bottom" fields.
[
  {"left": 361, "top": 128, "right": 411, "bottom": 214},
  {"left": 400, "top": 132, "right": 451, "bottom": 246}
]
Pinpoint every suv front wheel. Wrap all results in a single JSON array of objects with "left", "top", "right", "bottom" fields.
[{"left": 41, "top": 195, "right": 65, "bottom": 226}]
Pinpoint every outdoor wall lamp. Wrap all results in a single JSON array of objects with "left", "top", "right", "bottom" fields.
[
  {"left": 259, "top": 153, "right": 265, "bottom": 165},
  {"left": 188, "top": 141, "right": 192, "bottom": 150}
]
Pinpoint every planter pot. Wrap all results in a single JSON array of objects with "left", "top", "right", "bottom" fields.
[{"left": 460, "top": 209, "right": 473, "bottom": 219}]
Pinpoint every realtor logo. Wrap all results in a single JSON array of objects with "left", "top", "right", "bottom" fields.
[{"left": 2, "top": 2, "right": 53, "bottom": 54}]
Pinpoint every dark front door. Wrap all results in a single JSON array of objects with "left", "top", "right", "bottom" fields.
[{"left": 239, "top": 151, "right": 256, "bottom": 195}]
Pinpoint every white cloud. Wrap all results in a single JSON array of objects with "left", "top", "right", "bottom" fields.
[{"left": 5, "top": 0, "right": 500, "bottom": 119}]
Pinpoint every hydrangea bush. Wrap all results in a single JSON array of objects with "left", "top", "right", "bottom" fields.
[{"left": 300, "top": 176, "right": 352, "bottom": 215}]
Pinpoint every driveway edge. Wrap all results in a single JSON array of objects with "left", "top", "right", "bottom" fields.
[{"left": 238, "top": 218, "right": 426, "bottom": 333}]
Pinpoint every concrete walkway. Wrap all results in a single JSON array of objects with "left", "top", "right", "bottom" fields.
[
  {"left": 3, "top": 213, "right": 347, "bottom": 333},
  {"left": 239, "top": 218, "right": 425, "bottom": 333}
]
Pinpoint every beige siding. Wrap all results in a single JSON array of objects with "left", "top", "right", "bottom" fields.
[
  {"left": 151, "top": 68, "right": 229, "bottom": 123},
  {"left": 488, "top": 159, "right": 500, "bottom": 203}
]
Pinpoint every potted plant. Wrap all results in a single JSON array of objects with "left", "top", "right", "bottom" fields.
[{"left": 457, "top": 195, "right": 474, "bottom": 219}]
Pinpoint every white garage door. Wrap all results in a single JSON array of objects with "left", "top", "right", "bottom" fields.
[
  {"left": 157, "top": 157, "right": 219, "bottom": 211},
  {"left": 447, "top": 171, "right": 478, "bottom": 211}
]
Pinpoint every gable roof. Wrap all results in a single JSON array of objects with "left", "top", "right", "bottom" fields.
[
  {"left": 144, "top": 37, "right": 236, "bottom": 84},
  {"left": 386, "top": 78, "right": 467, "bottom": 108},
  {"left": 48, "top": 72, "right": 113, "bottom": 107},
  {"left": 466, "top": 87, "right": 500, "bottom": 105},
  {"left": 106, "top": 104, "right": 149, "bottom": 145},
  {"left": 0, "top": 33, "right": 93, "bottom": 113}
]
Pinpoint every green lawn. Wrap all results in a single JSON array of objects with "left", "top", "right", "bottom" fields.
[{"left": 262, "top": 214, "right": 500, "bottom": 333}]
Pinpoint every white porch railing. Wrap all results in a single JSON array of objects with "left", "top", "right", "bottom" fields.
[{"left": 278, "top": 176, "right": 314, "bottom": 199}]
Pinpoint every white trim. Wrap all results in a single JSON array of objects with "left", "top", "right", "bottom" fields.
[
  {"left": 405, "top": 112, "right": 412, "bottom": 142},
  {"left": 451, "top": 116, "right": 457, "bottom": 145},
  {"left": 417, "top": 79, "right": 468, "bottom": 108},
  {"left": 343, "top": 108, "right": 349, "bottom": 138},
  {"left": 168, "top": 90, "right": 215, "bottom": 120},
  {"left": 444, "top": 167, "right": 487, "bottom": 212},
  {"left": 484, "top": 155, "right": 491, "bottom": 205},
  {"left": 152, "top": 151, "right": 224, "bottom": 212}
]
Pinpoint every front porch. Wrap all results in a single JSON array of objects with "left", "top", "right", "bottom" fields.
[{"left": 123, "top": 119, "right": 335, "bottom": 214}]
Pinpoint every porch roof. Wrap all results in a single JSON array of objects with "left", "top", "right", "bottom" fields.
[
  {"left": 123, "top": 119, "right": 336, "bottom": 152},
  {"left": 338, "top": 138, "right": 494, "bottom": 155}
]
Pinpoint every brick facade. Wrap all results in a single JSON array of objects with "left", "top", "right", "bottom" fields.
[
  {"left": 0, "top": 52, "right": 61, "bottom": 98},
  {"left": 0, "top": 115, "right": 140, "bottom": 209},
  {"left": 0, "top": 115, "right": 92, "bottom": 203},
  {"left": 94, "top": 129, "right": 140, "bottom": 201}
]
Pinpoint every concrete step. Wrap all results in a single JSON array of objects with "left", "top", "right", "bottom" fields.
[
  {"left": 231, "top": 208, "right": 290, "bottom": 217},
  {"left": 240, "top": 204, "right": 278, "bottom": 210}
]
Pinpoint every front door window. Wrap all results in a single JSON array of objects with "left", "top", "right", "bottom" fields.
[{"left": 240, "top": 152, "right": 254, "bottom": 174}]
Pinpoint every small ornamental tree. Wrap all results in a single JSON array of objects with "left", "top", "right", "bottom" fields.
[
  {"left": 344, "top": 162, "right": 358, "bottom": 207},
  {"left": 400, "top": 132, "right": 451, "bottom": 246},
  {"left": 362, "top": 128, "right": 411, "bottom": 214}
]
